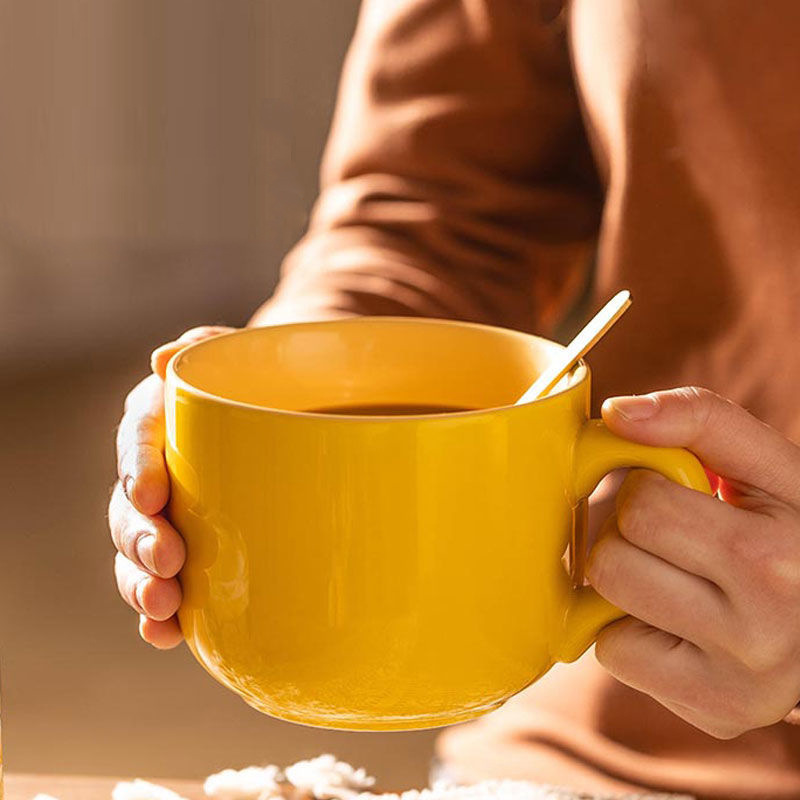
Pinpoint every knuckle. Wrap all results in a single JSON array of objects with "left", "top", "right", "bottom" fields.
[
  {"left": 120, "top": 525, "right": 146, "bottom": 565},
  {"left": 728, "top": 622, "right": 777, "bottom": 672},
  {"left": 679, "top": 385, "right": 716, "bottom": 407},
  {"left": 685, "top": 386, "right": 714, "bottom": 423},
  {"left": 675, "top": 386, "right": 725, "bottom": 432},
  {"left": 743, "top": 640, "right": 789, "bottom": 674},
  {"left": 118, "top": 424, "right": 148, "bottom": 467},
  {"left": 117, "top": 422, "right": 162, "bottom": 478},
  {"left": 116, "top": 441, "right": 133, "bottom": 473},
  {"left": 116, "top": 446, "right": 138, "bottom": 486},
  {"left": 130, "top": 412, "right": 161, "bottom": 443},
  {"left": 753, "top": 534, "right": 800, "bottom": 596},
  {"left": 723, "top": 524, "right": 796, "bottom": 589},
  {"left": 726, "top": 614, "right": 794, "bottom": 674},
  {"left": 764, "top": 558, "right": 800, "bottom": 597},
  {"left": 681, "top": 386, "right": 715, "bottom": 404}
]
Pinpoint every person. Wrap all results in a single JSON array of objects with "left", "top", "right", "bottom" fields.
[{"left": 109, "top": 1, "right": 800, "bottom": 797}]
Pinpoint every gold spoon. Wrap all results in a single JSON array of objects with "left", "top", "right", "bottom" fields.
[{"left": 515, "top": 290, "right": 632, "bottom": 404}]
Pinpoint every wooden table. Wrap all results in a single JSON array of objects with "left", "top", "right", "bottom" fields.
[{"left": 5, "top": 774, "right": 204, "bottom": 799}]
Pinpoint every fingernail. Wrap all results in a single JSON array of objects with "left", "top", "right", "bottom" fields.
[
  {"left": 606, "top": 394, "right": 660, "bottom": 421},
  {"left": 123, "top": 474, "right": 135, "bottom": 502},
  {"left": 136, "top": 533, "right": 159, "bottom": 574}
]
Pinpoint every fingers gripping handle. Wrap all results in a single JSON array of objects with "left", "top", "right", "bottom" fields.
[
  {"left": 572, "top": 420, "right": 711, "bottom": 500},
  {"left": 558, "top": 419, "right": 712, "bottom": 662}
]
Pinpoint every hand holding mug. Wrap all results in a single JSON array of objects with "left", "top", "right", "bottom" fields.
[
  {"left": 588, "top": 388, "right": 800, "bottom": 738},
  {"left": 109, "top": 326, "right": 235, "bottom": 648}
]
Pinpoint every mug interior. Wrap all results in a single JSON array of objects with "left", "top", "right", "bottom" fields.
[{"left": 170, "top": 317, "right": 586, "bottom": 415}]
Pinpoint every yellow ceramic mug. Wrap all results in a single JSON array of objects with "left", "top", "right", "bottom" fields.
[{"left": 165, "top": 317, "right": 709, "bottom": 730}]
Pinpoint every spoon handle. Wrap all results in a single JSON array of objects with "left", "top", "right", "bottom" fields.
[{"left": 516, "top": 290, "right": 631, "bottom": 404}]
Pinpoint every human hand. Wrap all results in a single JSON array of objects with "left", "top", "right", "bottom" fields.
[
  {"left": 109, "top": 326, "right": 235, "bottom": 648},
  {"left": 587, "top": 387, "right": 800, "bottom": 738}
]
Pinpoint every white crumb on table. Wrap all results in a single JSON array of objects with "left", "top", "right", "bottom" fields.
[
  {"left": 30, "top": 754, "right": 693, "bottom": 800},
  {"left": 285, "top": 755, "right": 376, "bottom": 798},
  {"left": 204, "top": 764, "right": 282, "bottom": 799},
  {"left": 111, "top": 779, "right": 191, "bottom": 800}
]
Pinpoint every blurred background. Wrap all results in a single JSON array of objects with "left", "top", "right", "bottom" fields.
[{"left": 0, "top": 0, "right": 436, "bottom": 784}]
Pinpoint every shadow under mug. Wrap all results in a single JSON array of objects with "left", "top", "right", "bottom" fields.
[{"left": 165, "top": 317, "right": 710, "bottom": 730}]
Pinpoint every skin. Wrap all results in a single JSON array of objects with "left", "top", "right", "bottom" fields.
[
  {"left": 110, "top": 333, "right": 800, "bottom": 737},
  {"left": 590, "top": 388, "right": 800, "bottom": 738},
  {"left": 111, "top": 326, "right": 234, "bottom": 649}
]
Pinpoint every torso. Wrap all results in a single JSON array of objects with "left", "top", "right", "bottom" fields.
[{"left": 569, "top": 0, "right": 800, "bottom": 440}]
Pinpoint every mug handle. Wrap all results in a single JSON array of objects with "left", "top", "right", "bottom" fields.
[{"left": 556, "top": 419, "right": 712, "bottom": 663}]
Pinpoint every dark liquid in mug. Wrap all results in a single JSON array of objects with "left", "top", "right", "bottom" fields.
[{"left": 307, "top": 403, "right": 474, "bottom": 416}]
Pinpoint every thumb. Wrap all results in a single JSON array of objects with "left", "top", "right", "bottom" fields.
[
  {"left": 150, "top": 325, "right": 236, "bottom": 380},
  {"left": 602, "top": 387, "right": 800, "bottom": 505}
]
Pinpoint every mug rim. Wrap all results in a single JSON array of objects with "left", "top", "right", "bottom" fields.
[{"left": 166, "top": 316, "right": 589, "bottom": 420}]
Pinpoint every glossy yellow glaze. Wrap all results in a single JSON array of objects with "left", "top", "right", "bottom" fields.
[{"left": 165, "top": 318, "right": 710, "bottom": 730}]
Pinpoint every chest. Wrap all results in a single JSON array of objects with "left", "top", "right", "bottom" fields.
[
  {"left": 569, "top": 1, "right": 800, "bottom": 210},
  {"left": 564, "top": 2, "right": 800, "bottom": 433}
]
